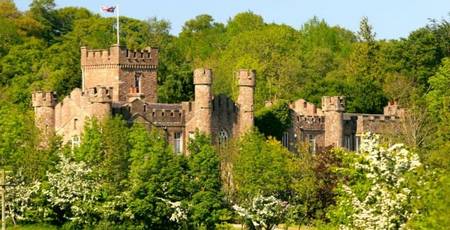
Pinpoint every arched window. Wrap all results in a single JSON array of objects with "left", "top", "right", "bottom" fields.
[{"left": 74, "top": 118, "right": 78, "bottom": 130}]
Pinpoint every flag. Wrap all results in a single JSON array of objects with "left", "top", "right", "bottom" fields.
[{"left": 101, "top": 5, "right": 116, "bottom": 13}]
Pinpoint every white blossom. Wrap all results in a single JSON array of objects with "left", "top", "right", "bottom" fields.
[
  {"left": 157, "top": 197, "right": 187, "bottom": 223},
  {"left": 338, "top": 133, "right": 421, "bottom": 230},
  {"left": 233, "top": 195, "right": 288, "bottom": 230}
]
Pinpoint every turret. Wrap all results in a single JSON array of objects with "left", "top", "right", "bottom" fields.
[
  {"left": 32, "top": 91, "right": 57, "bottom": 142},
  {"left": 88, "top": 86, "right": 112, "bottom": 120},
  {"left": 237, "top": 69, "right": 256, "bottom": 135},
  {"left": 193, "top": 68, "right": 212, "bottom": 135},
  {"left": 322, "top": 96, "right": 345, "bottom": 147}
]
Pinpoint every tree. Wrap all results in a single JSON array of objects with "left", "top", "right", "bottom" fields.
[
  {"left": 187, "top": 133, "right": 227, "bottom": 229},
  {"left": 226, "top": 11, "right": 264, "bottom": 36},
  {"left": 328, "top": 133, "right": 421, "bottom": 229},
  {"left": 255, "top": 100, "right": 291, "bottom": 140},
  {"left": 232, "top": 130, "right": 291, "bottom": 202},
  {"left": 125, "top": 124, "right": 188, "bottom": 229}
]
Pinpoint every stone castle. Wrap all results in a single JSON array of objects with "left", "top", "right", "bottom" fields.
[{"left": 32, "top": 44, "right": 404, "bottom": 153}]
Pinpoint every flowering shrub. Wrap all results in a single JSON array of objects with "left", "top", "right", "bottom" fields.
[
  {"left": 7, "top": 176, "right": 43, "bottom": 223},
  {"left": 43, "top": 154, "right": 100, "bottom": 225},
  {"left": 330, "top": 133, "right": 421, "bottom": 230},
  {"left": 233, "top": 195, "right": 288, "bottom": 230},
  {"left": 157, "top": 197, "right": 188, "bottom": 223}
]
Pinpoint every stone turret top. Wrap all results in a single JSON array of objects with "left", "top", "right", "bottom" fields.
[
  {"left": 321, "top": 96, "right": 345, "bottom": 112},
  {"left": 32, "top": 91, "right": 57, "bottom": 107},
  {"left": 237, "top": 69, "right": 256, "bottom": 87},
  {"left": 193, "top": 68, "right": 212, "bottom": 85}
]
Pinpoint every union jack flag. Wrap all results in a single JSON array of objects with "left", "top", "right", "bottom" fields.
[{"left": 101, "top": 5, "right": 116, "bottom": 13}]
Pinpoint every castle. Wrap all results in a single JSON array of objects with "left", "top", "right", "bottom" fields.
[
  {"left": 32, "top": 45, "right": 255, "bottom": 153},
  {"left": 32, "top": 44, "right": 404, "bottom": 153},
  {"left": 284, "top": 97, "right": 404, "bottom": 153}
]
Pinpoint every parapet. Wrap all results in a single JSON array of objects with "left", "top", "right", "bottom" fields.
[
  {"left": 290, "top": 98, "right": 323, "bottom": 116},
  {"left": 32, "top": 91, "right": 57, "bottom": 107},
  {"left": 193, "top": 68, "right": 212, "bottom": 85},
  {"left": 321, "top": 96, "right": 345, "bottom": 112},
  {"left": 295, "top": 115, "right": 325, "bottom": 130},
  {"left": 237, "top": 69, "right": 256, "bottom": 87},
  {"left": 87, "top": 86, "right": 113, "bottom": 103},
  {"left": 80, "top": 45, "right": 158, "bottom": 67},
  {"left": 383, "top": 100, "right": 405, "bottom": 117}
]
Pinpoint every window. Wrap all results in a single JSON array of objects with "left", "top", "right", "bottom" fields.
[
  {"left": 134, "top": 73, "right": 141, "bottom": 93},
  {"left": 308, "top": 134, "right": 316, "bottom": 153},
  {"left": 282, "top": 132, "right": 289, "bottom": 148},
  {"left": 344, "top": 135, "right": 353, "bottom": 151},
  {"left": 174, "top": 132, "right": 183, "bottom": 154},
  {"left": 74, "top": 118, "right": 78, "bottom": 130},
  {"left": 71, "top": 135, "right": 80, "bottom": 149}
]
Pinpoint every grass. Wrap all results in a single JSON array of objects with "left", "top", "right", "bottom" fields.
[{"left": 10, "top": 224, "right": 57, "bottom": 230}]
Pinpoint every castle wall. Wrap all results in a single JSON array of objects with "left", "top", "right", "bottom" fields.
[
  {"left": 119, "top": 68, "right": 157, "bottom": 103},
  {"left": 212, "top": 94, "right": 238, "bottom": 144},
  {"left": 290, "top": 114, "right": 326, "bottom": 152},
  {"left": 54, "top": 87, "right": 112, "bottom": 143},
  {"left": 355, "top": 114, "right": 401, "bottom": 134}
]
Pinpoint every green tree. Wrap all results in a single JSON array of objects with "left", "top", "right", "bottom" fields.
[
  {"left": 187, "top": 133, "right": 227, "bottom": 229},
  {"left": 126, "top": 124, "right": 188, "bottom": 228},
  {"left": 232, "top": 130, "right": 291, "bottom": 202}
]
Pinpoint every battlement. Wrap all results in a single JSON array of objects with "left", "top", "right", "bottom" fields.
[
  {"left": 87, "top": 86, "right": 113, "bottom": 103},
  {"left": 322, "top": 96, "right": 345, "bottom": 112},
  {"left": 290, "top": 99, "right": 323, "bottom": 116},
  {"left": 32, "top": 91, "right": 57, "bottom": 107},
  {"left": 237, "top": 69, "right": 256, "bottom": 87},
  {"left": 383, "top": 101, "right": 405, "bottom": 117},
  {"left": 295, "top": 115, "right": 325, "bottom": 130},
  {"left": 359, "top": 114, "right": 398, "bottom": 121},
  {"left": 80, "top": 45, "right": 158, "bottom": 68},
  {"left": 193, "top": 68, "right": 212, "bottom": 85}
]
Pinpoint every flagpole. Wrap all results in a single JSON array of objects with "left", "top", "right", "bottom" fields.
[{"left": 116, "top": 4, "right": 120, "bottom": 45}]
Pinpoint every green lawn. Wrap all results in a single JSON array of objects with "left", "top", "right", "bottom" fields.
[{"left": 10, "top": 224, "right": 57, "bottom": 230}]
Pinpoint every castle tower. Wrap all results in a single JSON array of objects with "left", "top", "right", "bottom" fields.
[
  {"left": 80, "top": 45, "right": 158, "bottom": 106},
  {"left": 87, "top": 86, "right": 113, "bottom": 120},
  {"left": 237, "top": 69, "right": 256, "bottom": 135},
  {"left": 322, "top": 96, "right": 345, "bottom": 148},
  {"left": 32, "top": 91, "right": 57, "bottom": 142},
  {"left": 193, "top": 68, "right": 213, "bottom": 135}
]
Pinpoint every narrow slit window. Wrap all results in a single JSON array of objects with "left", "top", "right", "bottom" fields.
[{"left": 134, "top": 74, "right": 141, "bottom": 93}]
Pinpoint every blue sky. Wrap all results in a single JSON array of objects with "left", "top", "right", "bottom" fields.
[{"left": 15, "top": 0, "right": 450, "bottom": 39}]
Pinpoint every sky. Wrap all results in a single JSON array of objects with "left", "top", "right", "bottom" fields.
[{"left": 15, "top": 0, "right": 450, "bottom": 40}]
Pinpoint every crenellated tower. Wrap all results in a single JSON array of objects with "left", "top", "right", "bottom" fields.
[
  {"left": 87, "top": 86, "right": 113, "bottom": 120},
  {"left": 193, "top": 68, "right": 213, "bottom": 135},
  {"left": 32, "top": 91, "right": 57, "bottom": 142},
  {"left": 237, "top": 69, "right": 256, "bottom": 135},
  {"left": 80, "top": 45, "right": 158, "bottom": 106},
  {"left": 322, "top": 96, "right": 345, "bottom": 147}
]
